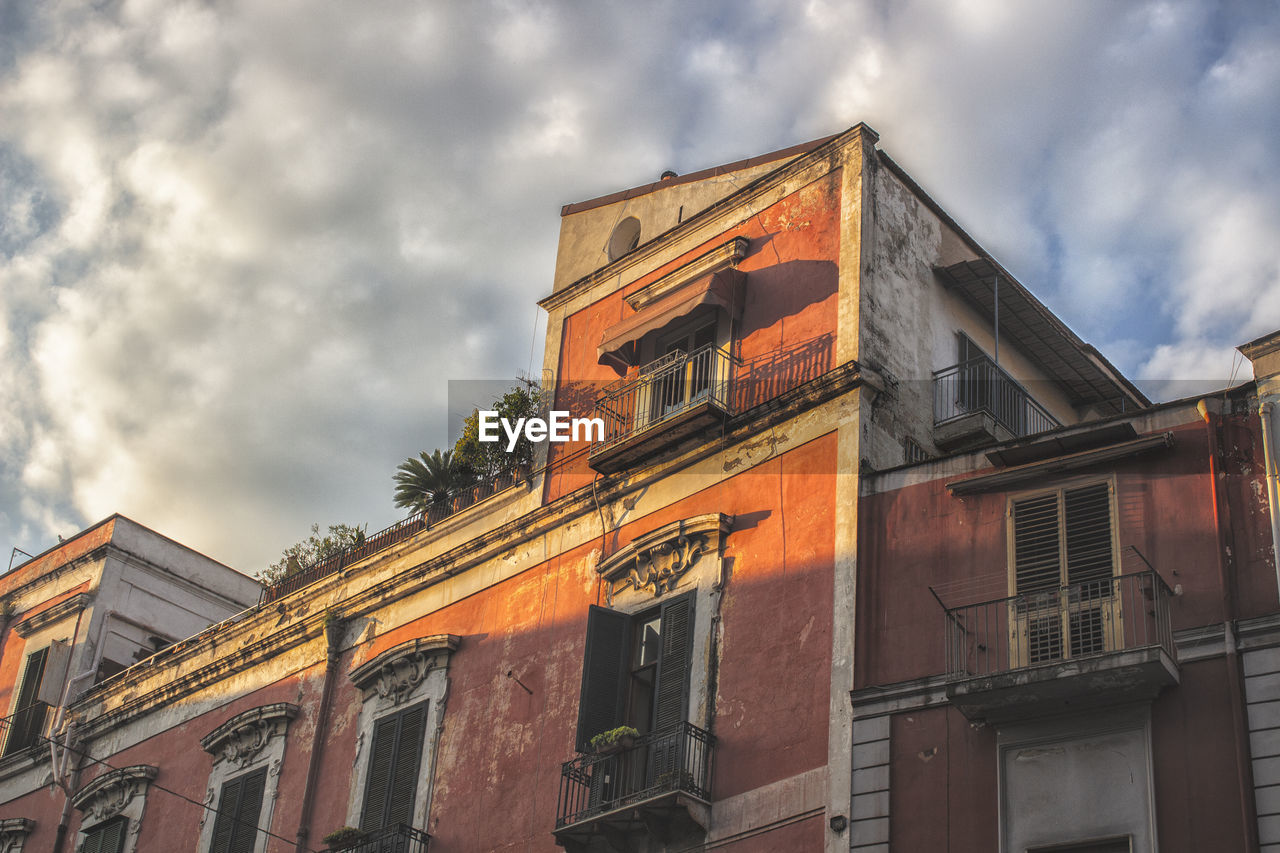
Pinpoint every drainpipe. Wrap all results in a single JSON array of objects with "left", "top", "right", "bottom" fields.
[
  {"left": 52, "top": 720, "right": 83, "bottom": 853},
  {"left": 1200, "top": 398, "right": 1260, "bottom": 849},
  {"left": 295, "top": 614, "right": 345, "bottom": 853},
  {"left": 1259, "top": 402, "right": 1280, "bottom": 601}
]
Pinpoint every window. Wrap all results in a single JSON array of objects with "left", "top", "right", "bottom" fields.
[
  {"left": 360, "top": 703, "right": 428, "bottom": 834},
  {"left": 197, "top": 703, "right": 298, "bottom": 853},
  {"left": 3, "top": 648, "right": 49, "bottom": 756},
  {"left": 209, "top": 767, "right": 267, "bottom": 853},
  {"left": 1009, "top": 481, "right": 1118, "bottom": 665},
  {"left": 576, "top": 591, "right": 694, "bottom": 751},
  {"left": 345, "top": 636, "right": 456, "bottom": 837},
  {"left": 79, "top": 818, "right": 127, "bottom": 853}
]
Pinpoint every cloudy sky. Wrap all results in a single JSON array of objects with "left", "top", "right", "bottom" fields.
[{"left": 2, "top": 0, "right": 1277, "bottom": 577}]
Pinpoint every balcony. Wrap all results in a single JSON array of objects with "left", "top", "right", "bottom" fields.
[
  {"left": 942, "top": 571, "right": 1178, "bottom": 723},
  {"left": 322, "top": 824, "right": 430, "bottom": 853},
  {"left": 933, "top": 356, "right": 1060, "bottom": 451},
  {"left": 589, "top": 344, "right": 736, "bottom": 474},
  {"left": 554, "top": 723, "right": 714, "bottom": 852}
]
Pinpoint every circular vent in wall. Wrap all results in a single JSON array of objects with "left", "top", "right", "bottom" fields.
[{"left": 607, "top": 217, "right": 641, "bottom": 261}]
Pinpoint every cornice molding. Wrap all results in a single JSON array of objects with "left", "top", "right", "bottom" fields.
[
  {"left": 70, "top": 362, "right": 865, "bottom": 741},
  {"left": 72, "top": 765, "right": 157, "bottom": 823},
  {"left": 14, "top": 593, "right": 93, "bottom": 638},
  {"left": 0, "top": 818, "right": 34, "bottom": 851},
  {"left": 600, "top": 514, "right": 733, "bottom": 599},
  {"left": 200, "top": 703, "right": 299, "bottom": 768},
  {"left": 349, "top": 635, "right": 459, "bottom": 704},
  {"left": 624, "top": 238, "right": 749, "bottom": 311}
]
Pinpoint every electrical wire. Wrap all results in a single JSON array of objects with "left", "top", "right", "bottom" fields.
[{"left": 0, "top": 716, "right": 324, "bottom": 853}]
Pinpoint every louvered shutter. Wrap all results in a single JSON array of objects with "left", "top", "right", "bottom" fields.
[
  {"left": 1064, "top": 483, "right": 1114, "bottom": 586},
  {"left": 227, "top": 767, "right": 266, "bottom": 853},
  {"left": 575, "top": 606, "right": 630, "bottom": 752},
  {"left": 209, "top": 774, "right": 241, "bottom": 853},
  {"left": 652, "top": 592, "right": 694, "bottom": 734},
  {"left": 1012, "top": 494, "right": 1062, "bottom": 594},
  {"left": 384, "top": 704, "right": 427, "bottom": 828},
  {"left": 83, "top": 818, "right": 126, "bottom": 853},
  {"left": 4, "top": 648, "right": 49, "bottom": 755},
  {"left": 360, "top": 714, "right": 400, "bottom": 832}
]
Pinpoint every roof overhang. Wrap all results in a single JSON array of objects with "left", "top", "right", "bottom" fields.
[{"left": 936, "top": 259, "right": 1149, "bottom": 416}]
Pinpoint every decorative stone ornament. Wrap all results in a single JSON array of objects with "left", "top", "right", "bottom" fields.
[
  {"left": 199, "top": 703, "right": 300, "bottom": 768},
  {"left": 0, "top": 818, "right": 34, "bottom": 853},
  {"left": 599, "top": 514, "right": 733, "bottom": 601},
  {"left": 71, "top": 765, "right": 157, "bottom": 823},
  {"left": 348, "top": 635, "right": 459, "bottom": 705}
]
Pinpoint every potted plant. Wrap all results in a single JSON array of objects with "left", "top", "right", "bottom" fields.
[
  {"left": 323, "top": 826, "right": 368, "bottom": 851},
  {"left": 589, "top": 725, "right": 640, "bottom": 755}
]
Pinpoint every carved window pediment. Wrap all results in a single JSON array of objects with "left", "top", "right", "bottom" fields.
[
  {"left": 599, "top": 513, "right": 732, "bottom": 600},
  {"left": 72, "top": 765, "right": 157, "bottom": 824},
  {"left": 0, "top": 818, "right": 34, "bottom": 853},
  {"left": 200, "top": 703, "right": 299, "bottom": 769},
  {"left": 348, "top": 635, "right": 459, "bottom": 705}
]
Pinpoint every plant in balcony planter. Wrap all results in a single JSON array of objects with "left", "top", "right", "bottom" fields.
[
  {"left": 323, "top": 826, "right": 368, "bottom": 851},
  {"left": 589, "top": 725, "right": 640, "bottom": 754}
]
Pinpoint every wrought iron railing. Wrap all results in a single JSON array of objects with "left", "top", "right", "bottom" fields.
[
  {"left": 933, "top": 356, "right": 1059, "bottom": 438},
  {"left": 556, "top": 722, "right": 715, "bottom": 829},
  {"left": 323, "top": 824, "right": 430, "bottom": 853},
  {"left": 594, "top": 344, "right": 736, "bottom": 450},
  {"left": 942, "top": 571, "right": 1175, "bottom": 680},
  {"left": 261, "top": 465, "right": 529, "bottom": 604}
]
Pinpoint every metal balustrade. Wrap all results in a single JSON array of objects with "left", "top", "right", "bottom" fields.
[
  {"left": 942, "top": 571, "right": 1175, "bottom": 680},
  {"left": 323, "top": 824, "right": 430, "bottom": 853},
  {"left": 556, "top": 722, "right": 715, "bottom": 829},
  {"left": 594, "top": 344, "right": 736, "bottom": 449},
  {"left": 933, "top": 356, "right": 1059, "bottom": 438}
]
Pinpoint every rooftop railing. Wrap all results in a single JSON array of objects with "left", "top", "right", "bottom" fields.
[
  {"left": 933, "top": 356, "right": 1059, "bottom": 439},
  {"left": 556, "top": 722, "right": 714, "bottom": 830},
  {"left": 594, "top": 344, "right": 736, "bottom": 450},
  {"left": 942, "top": 570, "right": 1175, "bottom": 680},
  {"left": 260, "top": 465, "right": 529, "bottom": 604}
]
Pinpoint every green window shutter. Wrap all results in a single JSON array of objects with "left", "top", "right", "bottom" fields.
[
  {"left": 575, "top": 606, "right": 630, "bottom": 752},
  {"left": 1064, "top": 483, "right": 1114, "bottom": 586},
  {"left": 209, "top": 767, "right": 266, "bottom": 853},
  {"left": 360, "top": 715, "right": 400, "bottom": 833},
  {"left": 361, "top": 702, "right": 428, "bottom": 832},
  {"left": 385, "top": 703, "right": 427, "bottom": 828},
  {"left": 1013, "top": 493, "right": 1062, "bottom": 594},
  {"left": 652, "top": 592, "right": 695, "bottom": 734},
  {"left": 82, "top": 818, "right": 127, "bottom": 853},
  {"left": 4, "top": 648, "right": 49, "bottom": 755}
]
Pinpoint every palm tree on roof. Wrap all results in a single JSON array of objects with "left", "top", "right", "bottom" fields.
[{"left": 393, "top": 449, "right": 469, "bottom": 515}]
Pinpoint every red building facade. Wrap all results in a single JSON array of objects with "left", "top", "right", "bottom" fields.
[{"left": 0, "top": 126, "right": 1274, "bottom": 853}]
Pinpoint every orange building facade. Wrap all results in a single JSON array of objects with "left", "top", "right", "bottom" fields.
[{"left": 0, "top": 126, "right": 1276, "bottom": 853}]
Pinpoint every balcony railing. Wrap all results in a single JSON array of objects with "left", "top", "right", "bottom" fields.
[
  {"left": 261, "top": 465, "right": 529, "bottom": 604},
  {"left": 943, "top": 571, "right": 1175, "bottom": 680},
  {"left": 322, "top": 824, "right": 430, "bottom": 853},
  {"left": 556, "top": 722, "right": 715, "bottom": 830},
  {"left": 933, "top": 356, "right": 1059, "bottom": 439},
  {"left": 594, "top": 344, "right": 736, "bottom": 450}
]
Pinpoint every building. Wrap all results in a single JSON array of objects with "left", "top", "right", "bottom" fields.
[
  {"left": 0, "top": 125, "right": 1274, "bottom": 853},
  {"left": 0, "top": 515, "right": 261, "bottom": 851}
]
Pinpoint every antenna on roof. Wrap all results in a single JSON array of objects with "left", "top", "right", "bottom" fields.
[{"left": 7, "top": 547, "right": 34, "bottom": 574}]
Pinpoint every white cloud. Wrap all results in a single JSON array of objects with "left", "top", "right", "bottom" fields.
[{"left": 0, "top": 0, "right": 1276, "bottom": 573}]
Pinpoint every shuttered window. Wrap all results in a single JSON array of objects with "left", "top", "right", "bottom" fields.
[
  {"left": 1012, "top": 482, "right": 1116, "bottom": 594},
  {"left": 209, "top": 766, "right": 267, "bottom": 853},
  {"left": 81, "top": 818, "right": 127, "bottom": 853},
  {"left": 574, "top": 592, "right": 695, "bottom": 752},
  {"left": 360, "top": 702, "right": 427, "bottom": 833},
  {"left": 3, "top": 648, "right": 49, "bottom": 755}
]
